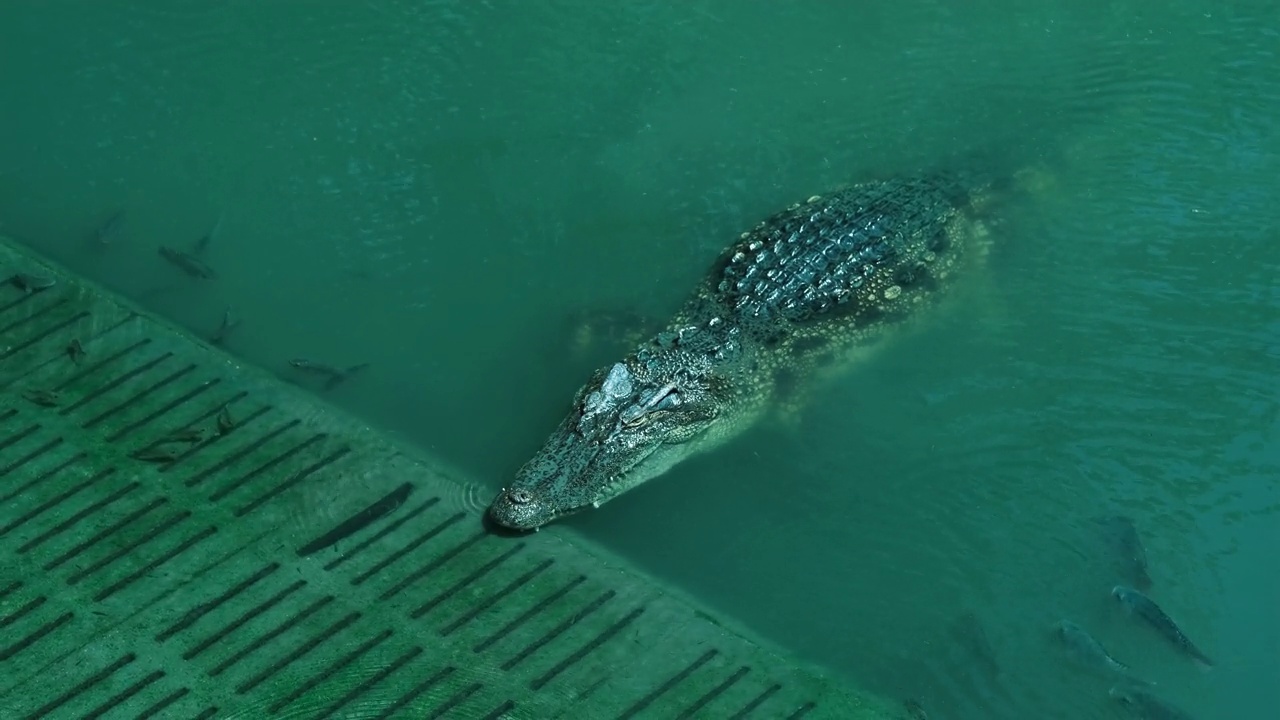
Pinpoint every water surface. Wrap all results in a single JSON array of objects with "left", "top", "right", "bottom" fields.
[{"left": 1, "top": 2, "right": 1276, "bottom": 717}]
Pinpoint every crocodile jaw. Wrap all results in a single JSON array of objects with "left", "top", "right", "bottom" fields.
[{"left": 486, "top": 408, "right": 758, "bottom": 531}]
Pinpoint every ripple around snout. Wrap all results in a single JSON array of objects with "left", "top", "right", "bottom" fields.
[
  {"left": 437, "top": 477, "right": 493, "bottom": 518},
  {"left": 445, "top": 481, "right": 537, "bottom": 537}
]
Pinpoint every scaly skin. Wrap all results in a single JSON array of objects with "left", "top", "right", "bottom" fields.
[{"left": 489, "top": 171, "right": 996, "bottom": 530}]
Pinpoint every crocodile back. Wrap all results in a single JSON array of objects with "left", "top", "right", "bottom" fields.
[{"left": 707, "top": 175, "right": 976, "bottom": 330}]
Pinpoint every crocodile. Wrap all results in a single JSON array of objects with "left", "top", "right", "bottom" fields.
[{"left": 488, "top": 169, "right": 1003, "bottom": 531}]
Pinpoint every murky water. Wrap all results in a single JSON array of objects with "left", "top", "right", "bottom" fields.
[{"left": 2, "top": 1, "right": 1276, "bottom": 717}]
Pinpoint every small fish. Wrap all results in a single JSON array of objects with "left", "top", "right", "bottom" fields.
[
  {"left": 9, "top": 273, "right": 56, "bottom": 293},
  {"left": 288, "top": 358, "right": 370, "bottom": 391},
  {"left": 1112, "top": 586, "right": 1213, "bottom": 669},
  {"left": 94, "top": 209, "right": 125, "bottom": 246},
  {"left": 191, "top": 212, "right": 223, "bottom": 256},
  {"left": 1054, "top": 620, "right": 1138, "bottom": 678},
  {"left": 216, "top": 404, "right": 236, "bottom": 434},
  {"left": 66, "top": 339, "right": 87, "bottom": 364},
  {"left": 950, "top": 611, "right": 1001, "bottom": 680},
  {"left": 22, "top": 389, "right": 61, "bottom": 407},
  {"left": 903, "top": 698, "right": 929, "bottom": 719},
  {"left": 132, "top": 445, "right": 181, "bottom": 463},
  {"left": 211, "top": 306, "right": 240, "bottom": 345},
  {"left": 158, "top": 427, "right": 206, "bottom": 444},
  {"left": 1097, "top": 515, "right": 1153, "bottom": 589},
  {"left": 1110, "top": 685, "right": 1196, "bottom": 720},
  {"left": 158, "top": 246, "right": 217, "bottom": 279}
]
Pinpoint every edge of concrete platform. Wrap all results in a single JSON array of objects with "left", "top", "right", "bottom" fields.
[{"left": 1, "top": 234, "right": 900, "bottom": 719}]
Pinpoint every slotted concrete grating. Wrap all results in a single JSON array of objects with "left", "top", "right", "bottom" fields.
[{"left": 0, "top": 236, "right": 893, "bottom": 720}]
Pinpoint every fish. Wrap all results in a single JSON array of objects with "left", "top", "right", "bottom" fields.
[
  {"left": 157, "top": 427, "right": 207, "bottom": 444},
  {"left": 216, "top": 404, "right": 236, "bottom": 435},
  {"left": 1112, "top": 586, "right": 1213, "bottom": 669},
  {"left": 94, "top": 209, "right": 125, "bottom": 246},
  {"left": 1054, "top": 620, "right": 1141, "bottom": 680},
  {"left": 66, "top": 339, "right": 87, "bottom": 364},
  {"left": 192, "top": 212, "right": 223, "bottom": 256},
  {"left": 211, "top": 306, "right": 240, "bottom": 345},
  {"left": 903, "top": 698, "right": 929, "bottom": 719},
  {"left": 950, "top": 611, "right": 1002, "bottom": 680},
  {"left": 1110, "top": 685, "right": 1196, "bottom": 720},
  {"left": 8, "top": 273, "right": 56, "bottom": 293},
  {"left": 1097, "top": 515, "right": 1153, "bottom": 589},
  {"left": 158, "top": 245, "right": 217, "bottom": 279},
  {"left": 288, "top": 358, "right": 370, "bottom": 391},
  {"left": 21, "top": 389, "right": 61, "bottom": 407}
]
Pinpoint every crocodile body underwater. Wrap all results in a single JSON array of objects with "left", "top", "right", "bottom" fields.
[{"left": 489, "top": 170, "right": 1001, "bottom": 531}]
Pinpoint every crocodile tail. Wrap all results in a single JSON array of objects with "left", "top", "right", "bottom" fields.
[
  {"left": 931, "top": 145, "right": 1031, "bottom": 195},
  {"left": 920, "top": 141, "right": 1061, "bottom": 223}
]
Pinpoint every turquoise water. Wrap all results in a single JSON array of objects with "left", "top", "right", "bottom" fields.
[{"left": 1, "top": 2, "right": 1275, "bottom": 717}]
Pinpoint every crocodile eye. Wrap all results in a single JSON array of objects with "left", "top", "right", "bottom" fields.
[
  {"left": 653, "top": 390, "right": 681, "bottom": 411},
  {"left": 620, "top": 405, "right": 647, "bottom": 428},
  {"left": 509, "top": 489, "right": 533, "bottom": 505}
]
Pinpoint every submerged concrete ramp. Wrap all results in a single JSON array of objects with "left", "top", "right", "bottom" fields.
[{"left": 0, "top": 236, "right": 892, "bottom": 719}]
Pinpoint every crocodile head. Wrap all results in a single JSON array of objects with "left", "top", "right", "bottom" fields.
[{"left": 489, "top": 328, "right": 744, "bottom": 531}]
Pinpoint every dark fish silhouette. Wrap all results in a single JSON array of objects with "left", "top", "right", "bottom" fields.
[
  {"left": 158, "top": 245, "right": 216, "bottom": 279},
  {"left": 950, "top": 611, "right": 1000, "bottom": 680},
  {"left": 288, "top": 358, "right": 369, "bottom": 391},
  {"left": 1097, "top": 515, "right": 1153, "bottom": 589},
  {"left": 192, "top": 212, "right": 223, "bottom": 256},
  {"left": 94, "top": 209, "right": 125, "bottom": 246},
  {"left": 1054, "top": 620, "right": 1143, "bottom": 681},
  {"left": 1110, "top": 685, "right": 1196, "bottom": 720},
  {"left": 1112, "top": 586, "right": 1213, "bottom": 669},
  {"left": 211, "top": 306, "right": 239, "bottom": 346},
  {"left": 8, "top": 273, "right": 55, "bottom": 293}
]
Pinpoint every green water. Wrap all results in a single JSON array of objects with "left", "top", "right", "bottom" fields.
[{"left": 1, "top": 1, "right": 1275, "bottom": 717}]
